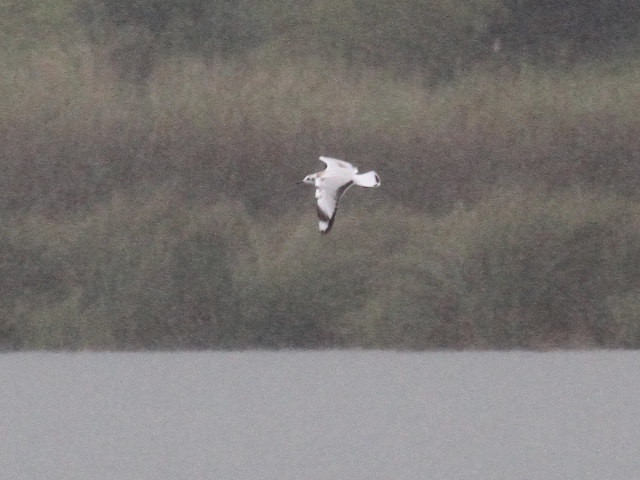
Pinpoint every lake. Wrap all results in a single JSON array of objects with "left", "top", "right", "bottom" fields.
[{"left": 2, "top": 351, "right": 639, "bottom": 479}]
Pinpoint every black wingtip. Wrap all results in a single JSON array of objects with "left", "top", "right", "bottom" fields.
[{"left": 316, "top": 206, "right": 336, "bottom": 234}]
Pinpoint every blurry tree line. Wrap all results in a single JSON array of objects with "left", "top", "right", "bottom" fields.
[
  {"left": 75, "top": 0, "right": 640, "bottom": 82},
  {"left": 4, "top": 0, "right": 640, "bottom": 350}
]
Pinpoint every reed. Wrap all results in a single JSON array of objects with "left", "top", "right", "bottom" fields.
[{"left": 3, "top": 1, "right": 640, "bottom": 349}]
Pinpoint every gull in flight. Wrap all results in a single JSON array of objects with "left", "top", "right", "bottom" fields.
[{"left": 302, "top": 156, "right": 380, "bottom": 234}]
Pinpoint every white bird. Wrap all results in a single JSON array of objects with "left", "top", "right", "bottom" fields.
[{"left": 302, "top": 156, "right": 380, "bottom": 234}]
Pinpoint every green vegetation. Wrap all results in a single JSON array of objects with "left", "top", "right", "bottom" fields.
[{"left": 2, "top": 0, "right": 640, "bottom": 349}]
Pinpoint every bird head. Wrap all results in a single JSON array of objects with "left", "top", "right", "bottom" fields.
[{"left": 301, "top": 174, "right": 316, "bottom": 185}]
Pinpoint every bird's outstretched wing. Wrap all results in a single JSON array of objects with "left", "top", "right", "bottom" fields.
[
  {"left": 316, "top": 177, "right": 354, "bottom": 233},
  {"left": 319, "top": 156, "right": 358, "bottom": 173}
]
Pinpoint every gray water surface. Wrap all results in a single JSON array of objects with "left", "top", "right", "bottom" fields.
[{"left": 1, "top": 351, "right": 639, "bottom": 479}]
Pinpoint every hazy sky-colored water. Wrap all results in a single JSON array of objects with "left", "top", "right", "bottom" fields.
[{"left": 1, "top": 351, "right": 639, "bottom": 479}]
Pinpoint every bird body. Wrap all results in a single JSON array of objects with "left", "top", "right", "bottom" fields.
[{"left": 302, "top": 156, "right": 380, "bottom": 233}]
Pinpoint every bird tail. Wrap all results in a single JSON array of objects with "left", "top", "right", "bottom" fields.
[{"left": 353, "top": 171, "right": 380, "bottom": 187}]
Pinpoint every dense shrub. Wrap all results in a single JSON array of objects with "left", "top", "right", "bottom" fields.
[
  {"left": 4, "top": 52, "right": 640, "bottom": 216},
  {"left": 76, "top": 0, "right": 503, "bottom": 81},
  {"left": 74, "top": 0, "right": 640, "bottom": 82},
  {"left": 493, "top": 0, "right": 640, "bottom": 64},
  {"left": 0, "top": 194, "right": 253, "bottom": 349},
  {"left": 3, "top": 1, "right": 640, "bottom": 349},
  {"left": 4, "top": 189, "right": 640, "bottom": 350}
]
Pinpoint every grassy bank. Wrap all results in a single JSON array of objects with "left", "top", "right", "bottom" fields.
[
  {"left": 4, "top": 50, "right": 640, "bottom": 216},
  {"left": 3, "top": 2, "right": 640, "bottom": 349},
  {"left": 3, "top": 188, "right": 640, "bottom": 350}
]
